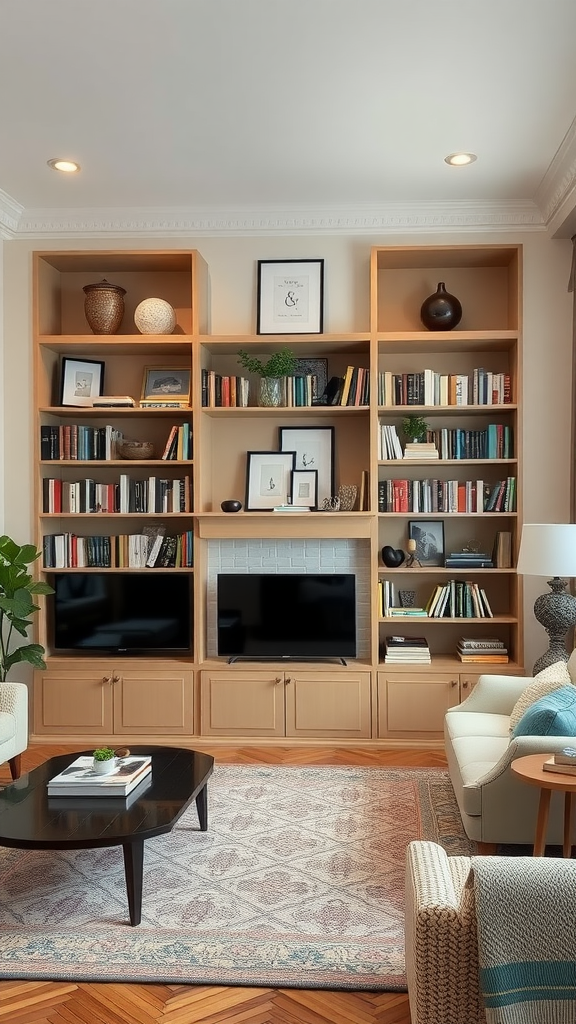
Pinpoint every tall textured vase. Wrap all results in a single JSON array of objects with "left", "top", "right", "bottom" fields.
[
  {"left": 83, "top": 279, "right": 126, "bottom": 334},
  {"left": 258, "top": 377, "right": 283, "bottom": 407}
]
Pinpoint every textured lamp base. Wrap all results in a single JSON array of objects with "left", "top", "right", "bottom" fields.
[{"left": 533, "top": 577, "right": 576, "bottom": 675}]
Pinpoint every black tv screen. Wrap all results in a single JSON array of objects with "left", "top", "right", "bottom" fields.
[
  {"left": 217, "top": 573, "right": 356, "bottom": 661},
  {"left": 52, "top": 573, "right": 192, "bottom": 654}
]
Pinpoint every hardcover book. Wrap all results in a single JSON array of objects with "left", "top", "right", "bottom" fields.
[{"left": 47, "top": 755, "right": 152, "bottom": 797}]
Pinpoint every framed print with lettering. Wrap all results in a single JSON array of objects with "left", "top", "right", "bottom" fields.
[
  {"left": 245, "top": 450, "right": 296, "bottom": 511},
  {"left": 257, "top": 259, "right": 324, "bottom": 334},
  {"left": 279, "top": 426, "right": 334, "bottom": 507}
]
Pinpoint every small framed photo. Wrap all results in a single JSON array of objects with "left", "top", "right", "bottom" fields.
[
  {"left": 245, "top": 450, "right": 296, "bottom": 511},
  {"left": 141, "top": 366, "right": 191, "bottom": 406},
  {"left": 279, "top": 425, "right": 334, "bottom": 507},
  {"left": 291, "top": 469, "right": 318, "bottom": 509},
  {"left": 59, "top": 357, "right": 105, "bottom": 407},
  {"left": 408, "top": 520, "right": 445, "bottom": 567},
  {"left": 257, "top": 259, "right": 324, "bottom": 334}
]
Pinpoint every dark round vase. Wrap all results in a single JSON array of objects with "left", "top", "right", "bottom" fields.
[
  {"left": 420, "top": 282, "right": 462, "bottom": 331},
  {"left": 221, "top": 499, "right": 242, "bottom": 513}
]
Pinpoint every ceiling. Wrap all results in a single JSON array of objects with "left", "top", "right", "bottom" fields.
[{"left": 2, "top": 0, "right": 576, "bottom": 238}]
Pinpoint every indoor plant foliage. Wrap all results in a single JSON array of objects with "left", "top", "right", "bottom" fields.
[
  {"left": 0, "top": 535, "right": 53, "bottom": 683},
  {"left": 237, "top": 347, "right": 297, "bottom": 407},
  {"left": 93, "top": 746, "right": 116, "bottom": 762},
  {"left": 402, "top": 414, "right": 429, "bottom": 443}
]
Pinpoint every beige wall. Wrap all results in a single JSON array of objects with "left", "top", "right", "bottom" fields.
[{"left": 2, "top": 230, "right": 573, "bottom": 671}]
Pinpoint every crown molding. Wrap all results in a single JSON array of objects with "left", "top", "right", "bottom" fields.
[
  {"left": 0, "top": 188, "right": 23, "bottom": 239},
  {"left": 0, "top": 199, "right": 545, "bottom": 239},
  {"left": 534, "top": 115, "right": 576, "bottom": 236}
]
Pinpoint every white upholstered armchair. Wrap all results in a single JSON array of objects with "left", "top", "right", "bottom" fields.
[{"left": 0, "top": 682, "right": 28, "bottom": 779}]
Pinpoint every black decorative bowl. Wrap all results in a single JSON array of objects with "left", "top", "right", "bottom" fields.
[{"left": 221, "top": 499, "right": 242, "bottom": 513}]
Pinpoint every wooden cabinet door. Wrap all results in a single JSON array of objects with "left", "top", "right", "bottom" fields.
[
  {"left": 285, "top": 671, "right": 372, "bottom": 738},
  {"left": 200, "top": 670, "right": 285, "bottom": 736},
  {"left": 33, "top": 668, "right": 113, "bottom": 735},
  {"left": 377, "top": 671, "right": 460, "bottom": 739},
  {"left": 113, "top": 663, "right": 194, "bottom": 735},
  {"left": 459, "top": 674, "right": 480, "bottom": 700}
]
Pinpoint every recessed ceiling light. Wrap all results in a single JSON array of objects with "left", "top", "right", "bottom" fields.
[
  {"left": 444, "top": 153, "right": 477, "bottom": 167},
  {"left": 47, "top": 158, "right": 81, "bottom": 173}
]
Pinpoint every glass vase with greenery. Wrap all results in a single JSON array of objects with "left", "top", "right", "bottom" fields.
[
  {"left": 237, "top": 347, "right": 297, "bottom": 406},
  {"left": 0, "top": 535, "right": 54, "bottom": 683}
]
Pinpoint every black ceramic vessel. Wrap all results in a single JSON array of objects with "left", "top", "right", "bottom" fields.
[
  {"left": 221, "top": 499, "right": 242, "bottom": 513},
  {"left": 420, "top": 282, "right": 462, "bottom": 331},
  {"left": 381, "top": 545, "right": 405, "bottom": 568}
]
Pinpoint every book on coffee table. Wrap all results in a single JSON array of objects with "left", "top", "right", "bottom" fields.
[
  {"left": 542, "top": 757, "right": 576, "bottom": 777},
  {"left": 47, "top": 755, "right": 152, "bottom": 797}
]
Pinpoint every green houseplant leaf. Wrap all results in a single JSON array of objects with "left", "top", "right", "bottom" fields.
[
  {"left": 237, "top": 347, "right": 297, "bottom": 378},
  {"left": 0, "top": 535, "right": 53, "bottom": 683}
]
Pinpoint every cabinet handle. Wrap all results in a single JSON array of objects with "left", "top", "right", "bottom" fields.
[
  {"left": 275, "top": 676, "right": 283, "bottom": 685},
  {"left": 450, "top": 679, "right": 458, "bottom": 687},
  {"left": 462, "top": 680, "right": 469, "bottom": 690},
  {"left": 285, "top": 676, "right": 292, "bottom": 684},
  {"left": 102, "top": 675, "right": 111, "bottom": 685},
  {"left": 112, "top": 674, "right": 120, "bottom": 684}
]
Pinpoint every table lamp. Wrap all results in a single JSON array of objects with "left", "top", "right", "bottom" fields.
[{"left": 516, "top": 523, "right": 576, "bottom": 673}]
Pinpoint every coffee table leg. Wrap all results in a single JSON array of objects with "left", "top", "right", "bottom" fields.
[
  {"left": 564, "top": 792, "right": 574, "bottom": 858},
  {"left": 196, "top": 783, "right": 208, "bottom": 831},
  {"left": 122, "top": 840, "right": 144, "bottom": 926},
  {"left": 533, "top": 788, "right": 551, "bottom": 856}
]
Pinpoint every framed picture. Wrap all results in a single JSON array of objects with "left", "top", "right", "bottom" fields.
[
  {"left": 245, "top": 450, "right": 296, "bottom": 511},
  {"left": 279, "top": 426, "right": 334, "bottom": 507},
  {"left": 294, "top": 357, "right": 328, "bottom": 405},
  {"left": 141, "top": 366, "right": 191, "bottom": 405},
  {"left": 291, "top": 469, "right": 318, "bottom": 509},
  {"left": 59, "top": 357, "right": 105, "bottom": 407},
  {"left": 408, "top": 520, "right": 445, "bottom": 567},
  {"left": 257, "top": 259, "right": 324, "bottom": 334}
]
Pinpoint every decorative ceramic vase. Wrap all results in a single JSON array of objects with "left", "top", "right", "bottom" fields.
[
  {"left": 134, "top": 297, "right": 176, "bottom": 335},
  {"left": 83, "top": 279, "right": 126, "bottom": 334},
  {"left": 322, "top": 497, "right": 341, "bottom": 512},
  {"left": 381, "top": 545, "right": 405, "bottom": 568},
  {"left": 92, "top": 757, "right": 117, "bottom": 775},
  {"left": 420, "top": 282, "right": 462, "bottom": 331},
  {"left": 258, "top": 377, "right": 283, "bottom": 407},
  {"left": 338, "top": 485, "right": 358, "bottom": 511},
  {"left": 117, "top": 440, "right": 155, "bottom": 460},
  {"left": 221, "top": 499, "right": 242, "bottom": 513},
  {"left": 399, "top": 590, "right": 417, "bottom": 607}
]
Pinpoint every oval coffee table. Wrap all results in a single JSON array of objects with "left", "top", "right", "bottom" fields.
[
  {"left": 0, "top": 745, "right": 214, "bottom": 925},
  {"left": 511, "top": 752, "right": 576, "bottom": 857}
]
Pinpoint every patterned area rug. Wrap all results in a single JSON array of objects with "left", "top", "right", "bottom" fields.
[{"left": 0, "top": 764, "right": 475, "bottom": 990}]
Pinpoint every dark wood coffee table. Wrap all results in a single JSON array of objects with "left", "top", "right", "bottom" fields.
[{"left": 0, "top": 745, "right": 214, "bottom": 925}]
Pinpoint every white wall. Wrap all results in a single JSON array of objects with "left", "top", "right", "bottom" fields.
[{"left": 2, "top": 230, "right": 573, "bottom": 671}]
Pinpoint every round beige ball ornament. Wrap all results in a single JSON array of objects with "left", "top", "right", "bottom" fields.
[{"left": 134, "top": 297, "right": 176, "bottom": 335}]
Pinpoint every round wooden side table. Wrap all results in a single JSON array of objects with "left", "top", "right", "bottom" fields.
[{"left": 511, "top": 753, "right": 576, "bottom": 857}]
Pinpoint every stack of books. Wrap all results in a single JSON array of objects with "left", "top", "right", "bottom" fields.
[
  {"left": 47, "top": 754, "right": 152, "bottom": 797},
  {"left": 403, "top": 442, "right": 439, "bottom": 460},
  {"left": 444, "top": 550, "right": 494, "bottom": 569},
  {"left": 543, "top": 749, "right": 576, "bottom": 775},
  {"left": 457, "top": 637, "right": 508, "bottom": 663},
  {"left": 383, "top": 635, "right": 431, "bottom": 663}
]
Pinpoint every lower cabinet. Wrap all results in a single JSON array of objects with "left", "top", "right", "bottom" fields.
[
  {"left": 200, "top": 669, "right": 372, "bottom": 738},
  {"left": 33, "top": 660, "right": 194, "bottom": 737},
  {"left": 377, "top": 670, "right": 488, "bottom": 739}
]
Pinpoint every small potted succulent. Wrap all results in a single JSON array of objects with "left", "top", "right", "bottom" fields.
[
  {"left": 92, "top": 746, "right": 117, "bottom": 775},
  {"left": 237, "top": 347, "right": 297, "bottom": 407}
]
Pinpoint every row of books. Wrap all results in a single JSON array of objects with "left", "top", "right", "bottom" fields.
[
  {"left": 43, "top": 475, "right": 192, "bottom": 514},
  {"left": 161, "top": 423, "right": 192, "bottom": 460},
  {"left": 336, "top": 365, "right": 370, "bottom": 406},
  {"left": 377, "top": 424, "right": 513, "bottom": 462},
  {"left": 382, "top": 635, "right": 431, "bottom": 663},
  {"left": 43, "top": 530, "right": 194, "bottom": 568},
  {"left": 377, "top": 477, "right": 516, "bottom": 513},
  {"left": 201, "top": 371, "right": 250, "bottom": 407},
  {"left": 41, "top": 424, "right": 125, "bottom": 462},
  {"left": 377, "top": 368, "right": 511, "bottom": 408},
  {"left": 457, "top": 637, "right": 508, "bottom": 662},
  {"left": 426, "top": 580, "right": 493, "bottom": 618}
]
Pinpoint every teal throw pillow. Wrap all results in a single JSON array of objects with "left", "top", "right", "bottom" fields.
[{"left": 511, "top": 685, "right": 576, "bottom": 738}]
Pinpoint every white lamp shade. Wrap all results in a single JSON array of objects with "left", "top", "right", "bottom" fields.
[{"left": 516, "top": 523, "right": 576, "bottom": 577}]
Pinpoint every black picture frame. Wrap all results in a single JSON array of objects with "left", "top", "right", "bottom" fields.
[
  {"left": 245, "top": 450, "right": 296, "bottom": 511},
  {"left": 279, "top": 425, "right": 334, "bottom": 507},
  {"left": 257, "top": 259, "right": 324, "bottom": 334},
  {"left": 408, "top": 520, "right": 445, "bottom": 567},
  {"left": 59, "top": 357, "right": 105, "bottom": 407},
  {"left": 291, "top": 469, "right": 319, "bottom": 510}
]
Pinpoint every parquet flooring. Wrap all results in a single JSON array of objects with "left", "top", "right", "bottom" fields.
[{"left": 0, "top": 743, "right": 447, "bottom": 1023}]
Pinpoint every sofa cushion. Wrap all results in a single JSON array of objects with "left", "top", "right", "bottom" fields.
[
  {"left": 511, "top": 685, "right": 576, "bottom": 738},
  {"left": 509, "top": 661, "right": 572, "bottom": 734},
  {"left": 445, "top": 710, "right": 511, "bottom": 741},
  {"left": 448, "top": 735, "right": 511, "bottom": 816}
]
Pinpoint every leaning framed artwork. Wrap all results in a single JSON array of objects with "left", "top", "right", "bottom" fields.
[
  {"left": 245, "top": 450, "right": 296, "bottom": 511},
  {"left": 291, "top": 469, "right": 318, "bottom": 509},
  {"left": 279, "top": 426, "right": 334, "bottom": 507},
  {"left": 408, "top": 519, "right": 445, "bottom": 567},
  {"left": 59, "top": 357, "right": 105, "bottom": 407},
  {"left": 140, "top": 366, "right": 191, "bottom": 406},
  {"left": 257, "top": 259, "right": 324, "bottom": 334}
]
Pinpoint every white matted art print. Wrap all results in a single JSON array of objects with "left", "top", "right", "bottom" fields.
[
  {"left": 245, "top": 450, "right": 296, "bottom": 510},
  {"left": 279, "top": 426, "right": 334, "bottom": 507},
  {"left": 257, "top": 259, "right": 324, "bottom": 334}
]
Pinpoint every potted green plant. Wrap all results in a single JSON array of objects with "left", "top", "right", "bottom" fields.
[
  {"left": 402, "top": 414, "right": 429, "bottom": 443},
  {"left": 237, "top": 347, "right": 297, "bottom": 406},
  {"left": 0, "top": 535, "right": 54, "bottom": 683},
  {"left": 92, "top": 746, "right": 117, "bottom": 774}
]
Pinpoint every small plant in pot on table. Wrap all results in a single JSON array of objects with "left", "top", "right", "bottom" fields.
[{"left": 92, "top": 746, "right": 117, "bottom": 774}]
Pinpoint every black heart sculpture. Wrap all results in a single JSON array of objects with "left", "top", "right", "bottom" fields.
[{"left": 381, "top": 545, "right": 405, "bottom": 568}]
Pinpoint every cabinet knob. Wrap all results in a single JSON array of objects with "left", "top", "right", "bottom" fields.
[
  {"left": 462, "top": 680, "right": 470, "bottom": 690},
  {"left": 275, "top": 676, "right": 283, "bottom": 685},
  {"left": 285, "top": 676, "right": 292, "bottom": 684},
  {"left": 112, "top": 674, "right": 120, "bottom": 684},
  {"left": 450, "top": 679, "right": 458, "bottom": 687},
  {"left": 102, "top": 675, "right": 111, "bottom": 685}
]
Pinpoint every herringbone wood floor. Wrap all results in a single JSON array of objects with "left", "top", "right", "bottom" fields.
[{"left": 0, "top": 743, "right": 448, "bottom": 1023}]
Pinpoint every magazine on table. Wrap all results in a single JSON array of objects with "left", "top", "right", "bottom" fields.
[
  {"left": 47, "top": 754, "right": 152, "bottom": 797},
  {"left": 48, "top": 771, "right": 153, "bottom": 808}
]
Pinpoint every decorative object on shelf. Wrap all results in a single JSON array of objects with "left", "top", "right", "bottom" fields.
[
  {"left": 134, "top": 297, "right": 177, "bottom": 335},
  {"left": 420, "top": 281, "right": 462, "bottom": 331},
  {"left": 337, "top": 484, "right": 358, "bottom": 511},
  {"left": 402, "top": 414, "right": 429, "bottom": 443},
  {"left": 257, "top": 258, "right": 324, "bottom": 334},
  {"left": 140, "top": 366, "right": 191, "bottom": 407},
  {"left": 245, "top": 450, "right": 296, "bottom": 511},
  {"left": 92, "top": 747, "right": 117, "bottom": 775},
  {"left": 237, "top": 347, "right": 297, "bottom": 407},
  {"left": 221, "top": 499, "right": 243, "bottom": 513},
  {"left": 322, "top": 497, "right": 341, "bottom": 511},
  {"left": 408, "top": 520, "right": 445, "bottom": 567},
  {"left": 279, "top": 425, "right": 335, "bottom": 508},
  {"left": 117, "top": 439, "right": 155, "bottom": 460},
  {"left": 516, "top": 523, "right": 576, "bottom": 673},
  {"left": 291, "top": 470, "right": 318, "bottom": 510},
  {"left": 0, "top": 535, "right": 53, "bottom": 682},
  {"left": 404, "top": 539, "right": 421, "bottom": 568},
  {"left": 59, "top": 356, "right": 105, "bottom": 407},
  {"left": 381, "top": 545, "right": 405, "bottom": 568},
  {"left": 83, "top": 279, "right": 126, "bottom": 334},
  {"left": 258, "top": 377, "right": 283, "bottom": 407},
  {"left": 114, "top": 746, "right": 130, "bottom": 758},
  {"left": 399, "top": 590, "right": 417, "bottom": 607}
]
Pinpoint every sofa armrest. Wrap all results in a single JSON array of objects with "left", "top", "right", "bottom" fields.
[
  {"left": 446, "top": 674, "right": 532, "bottom": 716},
  {"left": 0, "top": 682, "right": 28, "bottom": 754},
  {"left": 475, "top": 733, "right": 576, "bottom": 787},
  {"left": 405, "top": 841, "right": 484, "bottom": 1024}
]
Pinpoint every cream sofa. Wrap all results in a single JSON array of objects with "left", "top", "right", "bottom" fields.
[
  {"left": 444, "top": 670, "right": 576, "bottom": 845},
  {"left": 0, "top": 681, "right": 28, "bottom": 780}
]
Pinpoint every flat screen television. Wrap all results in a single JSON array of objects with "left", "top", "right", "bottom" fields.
[
  {"left": 217, "top": 573, "right": 356, "bottom": 662},
  {"left": 51, "top": 572, "right": 192, "bottom": 654}
]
